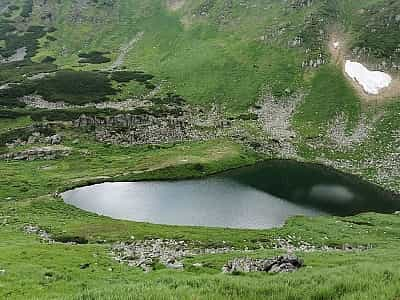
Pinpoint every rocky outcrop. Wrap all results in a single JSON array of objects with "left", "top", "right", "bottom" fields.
[
  {"left": 0, "top": 47, "right": 27, "bottom": 64},
  {"left": 23, "top": 225, "right": 54, "bottom": 243},
  {"left": 112, "top": 239, "right": 234, "bottom": 272},
  {"left": 302, "top": 53, "right": 326, "bottom": 68},
  {"left": 20, "top": 94, "right": 154, "bottom": 110},
  {"left": 288, "top": 0, "right": 313, "bottom": 9},
  {"left": 272, "top": 237, "right": 371, "bottom": 252},
  {"left": 66, "top": 0, "right": 119, "bottom": 24},
  {"left": 5, "top": 131, "right": 62, "bottom": 148},
  {"left": 0, "top": 146, "right": 71, "bottom": 161},
  {"left": 74, "top": 110, "right": 227, "bottom": 145},
  {"left": 252, "top": 93, "right": 303, "bottom": 158},
  {"left": 222, "top": 255, "right": 303, "bottom": 274}
]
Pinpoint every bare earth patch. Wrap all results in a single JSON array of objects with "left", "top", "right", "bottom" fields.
[{"left": 328, "top": 33, "right": 400, "bottom": 104}]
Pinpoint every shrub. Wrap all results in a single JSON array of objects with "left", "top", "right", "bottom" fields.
[
  {"left": 78, "top": 51, "right": 111, "bottom": 64},
  {"left": 35, "top": 70, "right": 117, "bottom": 105},
  {"left": 111, "top": 71, "right": 154, "bottom": 83},
  {"left": 20, "top": 0, "right": 33, "bottom": 18},
  {"left": 41, "top": 56, "right": 56, "bottom": 63}
]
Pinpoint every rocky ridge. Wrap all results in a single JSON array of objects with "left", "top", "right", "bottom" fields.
[{"left": 74, "top": 107, "right": 229, "bottom": 145}]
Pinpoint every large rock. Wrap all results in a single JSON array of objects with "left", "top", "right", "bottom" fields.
[
  {"left": 222, "top": 255, "right": 303, "bottom": 274},
  {"left": 0, "top": 146, "right": 71, "bottom": 161}
]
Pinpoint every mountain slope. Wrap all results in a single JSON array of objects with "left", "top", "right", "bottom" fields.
[{"left": 1, "top": 1, "right": 400, "bottom": 299}]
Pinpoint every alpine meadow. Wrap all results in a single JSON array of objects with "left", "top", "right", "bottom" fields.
[{"left": 1, "top": 0, "right": 400, "bottom": 299}]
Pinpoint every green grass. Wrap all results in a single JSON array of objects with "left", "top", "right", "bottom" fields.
[
  {"left": 293, "top": 65, "right": 361, "bottom": 138},
  {"left": 1, "top": 131, "right": 400, "bottom": 299},
  {"left": 0, "top": 136, "right": 260, "bottom": 201},
  {"left": 1, "top": 1, "right": 400, "bottom": 299},
  {"left": 25, "top": 0, "right": 305, "bottom": 112},
  {"left": 2, "top": 196, "right": 400, "bottom": 299},
  {"left": 0, "top": 116, "right": 33, "bottom": 134}
]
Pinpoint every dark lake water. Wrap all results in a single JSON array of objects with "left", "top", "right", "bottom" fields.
[{"left": 62, "top": 160, "right": 400, "bottom": 229}]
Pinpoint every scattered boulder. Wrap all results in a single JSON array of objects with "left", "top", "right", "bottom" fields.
[
  {"left": 45, "top": 134, "right": 62, "bottom": 145},
  {"left": 0, "top": 146, "right": 71, "bottom": 161},
  {"left": 222, "top": 255, "right": 303, "bottom": 274},
  {"left": 166, "top": 261, "right": 184, "bottom": 270},
  {"left": 23, "top": 225, "right": 54, "bottom": 243},
  {"left": 192, "top": 263, "right": 203, "bottom": 268},
  {"left": 112, "top": 239, "right": 233, "bottom": 272}
]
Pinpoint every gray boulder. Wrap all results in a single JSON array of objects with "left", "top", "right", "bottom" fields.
[{"left": 222, "top": 255, "right": 303, "bottom": 274}]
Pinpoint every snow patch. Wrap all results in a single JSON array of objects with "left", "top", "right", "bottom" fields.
[
  {"left": 345, "top": 60, "right": 392, "bottom": 95},
  {"left": 333, "top": 42, "right": 340, "bottom": 49}
]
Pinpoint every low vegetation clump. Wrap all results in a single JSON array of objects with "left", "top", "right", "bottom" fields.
[
  {"left": 0, "top": 23, "right": 47, "bottom": 60},
  {"left": 78, "top": 51, "right": 111, "bottom": 64},
  {"left": 0, "top": 70, "right": 117, "bottom": 106},
  {"left": 41, "top": 56, "right": 56, "bottom": 63},
  {"left": 110, "top": 70, "right": 155, "bottom": 89},
  {"left": 36, "top": 70, "right": 117, "bottom": 104}
]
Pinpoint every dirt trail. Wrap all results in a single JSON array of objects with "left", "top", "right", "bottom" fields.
[
  {"left": 328, "top": 33, "right": 400, "bottom": 104},
  {"left": 104, "top": 31, "right": 144, "bottom": 71}
]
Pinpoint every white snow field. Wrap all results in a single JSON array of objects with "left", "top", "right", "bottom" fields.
[{"left": 345, "top": 60, "right": 392, "bottom": 95}]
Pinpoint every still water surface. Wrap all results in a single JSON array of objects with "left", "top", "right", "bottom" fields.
[{"left": 62, "top": 160, "right": 400, "bottom": 229}]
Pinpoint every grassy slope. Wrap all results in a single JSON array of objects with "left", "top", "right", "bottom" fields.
[
  {"left": 2, "top": 196, "right": 400, "bottom": 299},
  {"left": 293, "top": 65, "right": 361, "bottom": 138},
  {"left": 1, "top": 0, "right": 400, "bottom": 299},
  {"left": 31, "top": 0, "right": 304, "bottom": 111},
  {"left": 1, "top": 129, "right": 400, "bottom": 299}
]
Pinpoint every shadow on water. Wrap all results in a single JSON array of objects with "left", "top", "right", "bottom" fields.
[{"left": 222, "top": 160, "right": 400, "bottom": 216}]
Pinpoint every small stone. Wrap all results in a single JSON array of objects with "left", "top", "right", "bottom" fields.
[
  {"left": 0, "top": 269, "right": 5, "bottom": 276},
  {"left": 192, "top": 263, "right": 203, "bottom": 268},
  {"left": 270, "top": 262, "right": 297, "bottom": 273},
  {"left": 166, "top": 261, "right": 184, "bottom": 270}
]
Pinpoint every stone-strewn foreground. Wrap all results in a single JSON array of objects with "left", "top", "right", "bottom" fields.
[
  {"left": 222, "top": 255, "right": 303, "bottom": 274},
  {"left": 112, "top": 239, "right": 234, "bottom": 272}
]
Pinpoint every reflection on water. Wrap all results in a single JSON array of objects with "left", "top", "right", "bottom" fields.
[{"left": 62, "top": 160, "right": 400, "bottom": 229}]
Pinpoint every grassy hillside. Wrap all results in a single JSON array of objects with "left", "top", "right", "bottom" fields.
[
  {"left": 1, "top": 0, "right": 399, "bottom": 110},
  {"left": 1, "top": 0, "right": 400, "bottom": 299}
]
